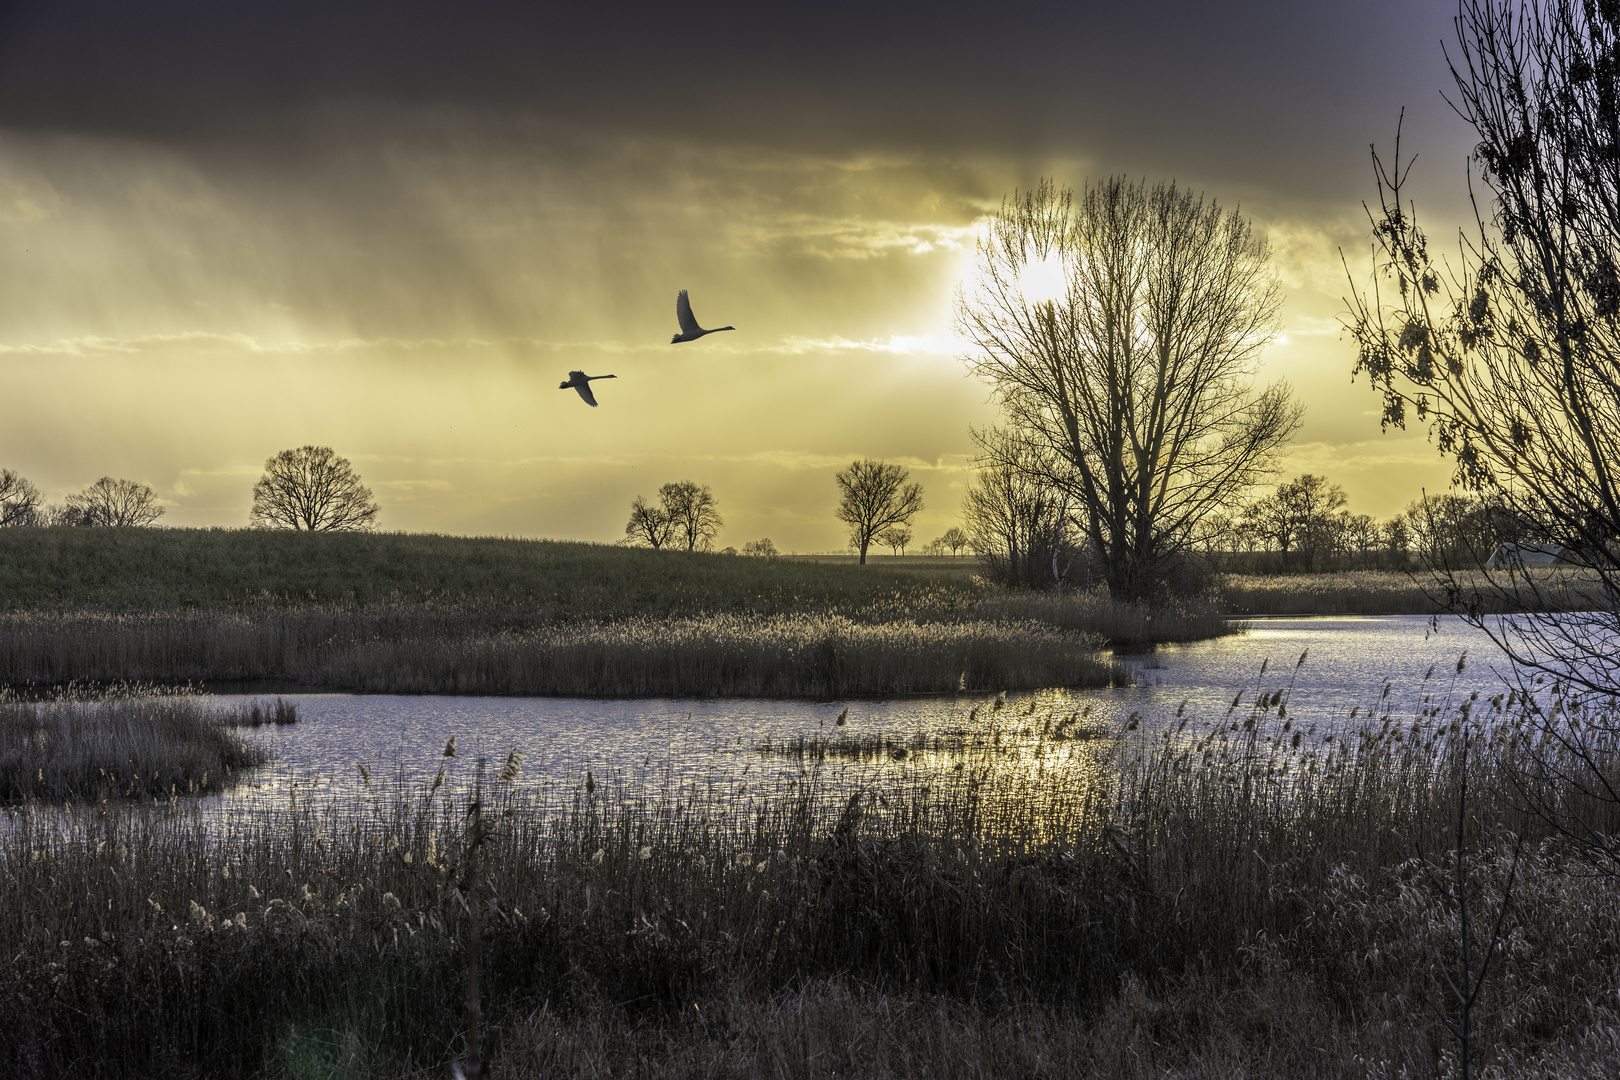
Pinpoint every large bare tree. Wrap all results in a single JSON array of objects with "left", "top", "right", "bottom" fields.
[
  {"left": 957, "top": 177, "right": 1300, "bottom": 601},
  {"left": 250, "top": 446, "right": 379, "bottom": 531},
  {"left": 0, "top": 469, "right": 44, "bottom": 527},
  {"left": 834, "top": 458, "right": 924, "bottom": 564},
  {"left": 65, "top": 477, "right": 165, "bottom": 527}
]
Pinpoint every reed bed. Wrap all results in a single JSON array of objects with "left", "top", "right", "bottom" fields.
[
  {"left": 0, "top": 610, "right": 1126, "bottom": 696},
  {"left": 2, "top": 681, "right": 1617, "bottom": 1077},
  {"left": 0, "top": 688, "right": 271, "bottom": 802},
  {"left": 0, "top": 528, "right": 1243, "bottom": 696},
  {"left": 1217, "top": 568, "right": 1614, "bottom": 616}
]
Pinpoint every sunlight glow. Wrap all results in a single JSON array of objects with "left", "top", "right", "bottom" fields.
[{"left": 1018, "top": 252, "right": 1067, "bottom": 306}]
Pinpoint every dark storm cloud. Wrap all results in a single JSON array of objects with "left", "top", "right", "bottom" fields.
[{"left": 0, "top": 0, "right": 1466, "bottom": 196}]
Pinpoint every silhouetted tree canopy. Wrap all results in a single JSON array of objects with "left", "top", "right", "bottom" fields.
[
  {"left": 624, "top": 482, "right": 722, "bottom": 551},
  {"left": 0, "top": 469, "right": 44, "bottom": 527},
  {"left": 249, "top": 446, "right": 379, "bottom": 531},
  {"left": 834, "top": 459, "right": 924, "bottom": 565},
  {"left": 958, "top": 177, "right": 1300, "bottom": 602},
  {"left": 65, "top": 476, "right": 165, "bottom": 527},
  {"left": 661, "top": 481, "right": 723, "bottom": 552}
]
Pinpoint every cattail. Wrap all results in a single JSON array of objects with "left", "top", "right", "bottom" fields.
[{"left": 585, "top": 770, "right": 596, "bottom": 794}]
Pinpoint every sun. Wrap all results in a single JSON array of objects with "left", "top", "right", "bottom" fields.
[{"left": 1018, "top": 251, "right": 1067, "bottom": 306}]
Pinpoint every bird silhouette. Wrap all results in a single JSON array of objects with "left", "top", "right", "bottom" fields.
[
  {"left": 671, "top": 289, "right": 734, "bottom": 343},
  {"left": 560, "top": 370, "right": 616, "bottom": 407}
]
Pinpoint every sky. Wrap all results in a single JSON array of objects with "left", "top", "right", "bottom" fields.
[{"left": 0, "top": 0, "right": 1486, "bottom": 550}]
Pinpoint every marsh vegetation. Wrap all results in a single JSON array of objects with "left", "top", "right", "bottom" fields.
[
  {"left": 0, "top": 529, "right": 1226, "bottom": 694},
  {"left": 0, "top": 688, "right": 277, "bottom": 802},
  {"left": 3, "top": 680, "right": 1616, "bottom": 1078}
]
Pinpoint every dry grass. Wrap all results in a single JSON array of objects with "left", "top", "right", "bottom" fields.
[
  {"left": 0, "top": 688, "right": 271, "bottom": 801},
  {"left": 0, "top": 610, "right": 1126, "bottom": 696},
  {"left": 2, "top": 677, "right": 1617, "bottom": 1077},
  {"left": 0, "top": 528, "right": 1238, "bottom": 694},
  {"left": 1217, "top": 568, "right": 1616, "bottom": 616}
]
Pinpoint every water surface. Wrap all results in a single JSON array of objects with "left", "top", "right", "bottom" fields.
[{"left": 213, "top": 614, "right": 1510, "bottom": 808}]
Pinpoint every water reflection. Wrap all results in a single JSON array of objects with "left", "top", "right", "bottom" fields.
[{"left": 205, "top": 615, "right": 1509, "bottom": 813}]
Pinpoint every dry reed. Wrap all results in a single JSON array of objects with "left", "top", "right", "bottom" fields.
[
  {"left": 0, "top": 687, "right": 271, "bottom": 801},
  {"left": 1, "top": 679, "right": 1616, "bottom": 1076},
  {"left": 1218, "top": 568, "right": 1614, "bottom": 616},
  {"left": 0, "top": 610, "right": 1127, "bottom": 696}
]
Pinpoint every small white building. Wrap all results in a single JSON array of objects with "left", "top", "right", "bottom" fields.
[{"left": 1484, "top": 541, "right": 1568, "bottom": 568}]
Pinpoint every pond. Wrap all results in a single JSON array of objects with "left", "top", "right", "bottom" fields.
[{"left": 210, "top": 614, "right": 1513, "bottom": 809}]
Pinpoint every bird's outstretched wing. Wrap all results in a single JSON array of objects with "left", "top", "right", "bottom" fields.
[
  {"left": 676, "top": 289, "right": 702, "bottom": 336},
  {"left": 574, "top": 381, "right": 599, "bottom": 407}
]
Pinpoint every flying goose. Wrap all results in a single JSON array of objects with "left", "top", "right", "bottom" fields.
[
  {"left": 560, "top": 370, "right": 615, "bottom": 407},
  {"left": 671, "top": 289, "right": 734, "bottom": 343}
]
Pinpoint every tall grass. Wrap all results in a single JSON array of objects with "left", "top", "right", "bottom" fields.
[
  {"left": 0, "top": 528, "right": 1235, "bottom": 693},
  {"left": 2, "top": 684, "right": 1615, "bottom": 1076},
  {"left": 0, "top": 611, "right": 1127, "bottom": 695},
  {"left": 1217, "top": 568, "right": 1613, "bottom": 615},
  {"left": 0, "top": 688, "right": 271, "bottom": 801}
]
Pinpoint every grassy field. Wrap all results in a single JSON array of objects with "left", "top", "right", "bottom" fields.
[
  {"left": 2, "top": 685, "right": 1614, "bottom": 1077},
  {"left": 0, "top": 528, "right": 985, "bottom": 615},
  {"left": 0, "top": 529, "right": 1227, "bottom": 694},
  {"left": 1216, "top": 568, "right": 1617, "bottom": 616}
]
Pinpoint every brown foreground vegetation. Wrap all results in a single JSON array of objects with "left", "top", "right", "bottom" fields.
[{"left": 2, "top": 681, "right": 1616, "bottom": 1078}]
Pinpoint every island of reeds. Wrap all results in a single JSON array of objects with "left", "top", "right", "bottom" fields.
[{"left": 0, "top": 528, "right": 1226, "bottom": 695}]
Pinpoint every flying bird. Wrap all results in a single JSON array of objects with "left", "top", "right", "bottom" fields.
[
  {"left": 671, "top": 289, "right": 734, "bottom": 343},
  {"left": 560, "top": 370, "right": 616, "bottom": 407}
]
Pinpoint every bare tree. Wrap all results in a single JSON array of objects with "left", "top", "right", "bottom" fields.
[
  {"left": 958, "top": 177, "right": 1301, "bottom": 602},
  {"left": 1241, "top": 474, "right": 1348, "bottom": 571},
  {"left": 0, "top": 469, "right": 44, "bottom": 527},
  {"left": 937, "top": 526, "right": 971, "bottom": 557},
  {"left": 624, "top": 495, "right": 675, "bottom": 549},
  {"left": 742, "top": 537, "right": 779, "bottom": 557},
  {"left": 250, "top": 446, "right": 379, "bottom": 531},
  {"left": 877, "top": 525, "right": 912, "bottom": 556},
  {"left": 964, "top": 428, "right": 1080, "bottom": 589},
  {"left": 65, "top": 477, "right": 165, "bottom": 527},
  {"left": 660, "top": 481, "right": 723, "bottom": 552},
  {"left": 833, "top": 458, "right": 924, "bottom": 565}
]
